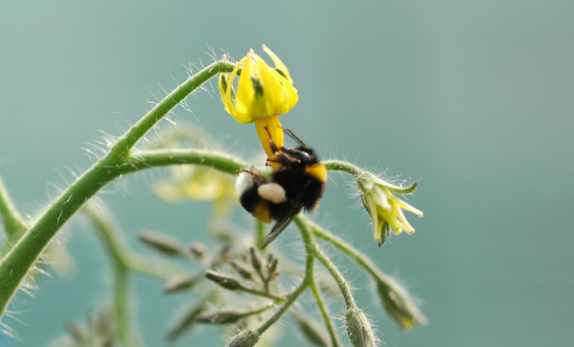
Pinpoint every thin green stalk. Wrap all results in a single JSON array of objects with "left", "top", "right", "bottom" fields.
[
  {"left": 113, "top": 268, "right": 137, "bottom": 347},
  {"left": 255, "top": 214, "right": 317, "bottom": 336},
  {"left": 113, "top": 62, "right": 234, "bottom": 154},
  {"left": 238, "top": 285, "right": 285, "bottom": 302},
  {"left": 324, "top": 159, "right": 417, "bottom": 193},
  {"left": 312, "top": 242, "right": 356, "bottom": 309},
  {"left": 309, "top": 277, "right": 342, "bottom": 347},
  {"left": 323, "top": 160, "right": 363, "bottom": 176},
  {"left": 295, "top": 216, "right": 343, "bottom": 346},
  {"left": 296, "top": 216, "right": 356, "bottom": 308},
  {"left": 255, "top": 278, "right": 307, "bottom": 335},
  {"left": 0, "top": 61, "right": 234, "bottom": 315},
  {"left": 83, "top": 204, "right": 140, "bottom": 347},
  {"left": 0, "top": 178, "right": 27, "bottom": 239},
  {"left": 302, "top": 216, "right": 388, "bottom": 286},
  {"left": 122, "top": 149, "right": 245, "bottom": 175}
]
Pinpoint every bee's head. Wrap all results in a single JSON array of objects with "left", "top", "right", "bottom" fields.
[
  {"left": 290, "top": 145, "right": 319, "bottom": 165},
  {"left": 275, "top": 129, "right": 319, "bottom": 167}
]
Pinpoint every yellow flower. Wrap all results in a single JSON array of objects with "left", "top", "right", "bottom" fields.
[
  {"left": 358, "top": 177, "right": 423, "bottom": 246},
  {"left": 154, "top": 165, "right": 235, "bottom": 217},
  {"left": 218, "top": 45, "right": 298, "bottom": 157}
]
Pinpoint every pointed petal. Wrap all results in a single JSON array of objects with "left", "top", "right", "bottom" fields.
[{"left": 262, "top": 44, "right": 292, "bottom": 82}]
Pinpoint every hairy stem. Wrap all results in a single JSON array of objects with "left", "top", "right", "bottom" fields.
[
  {"left": 309, "top": 277, "right": 342, "bottom": 347},
  {"left": 0, "top": 61, "right": 234, "bottom": 314},
  {"left": 324, "top": 159, "right": 417, "bottom": 193},
  {"left": 0, "top": 178, "right": 27, "bottom": 239},
  {"left": 255, "top": 212, "right": 318, "bottom": 336},
  {"left": 295, "top": 217, "right": 356, "bottom": 308},
  {"left": 303, "top": 216, "right": 390, "bottom": 288},
  {"left": 122, "top": 149, "right": 245, "bottom": 175}
]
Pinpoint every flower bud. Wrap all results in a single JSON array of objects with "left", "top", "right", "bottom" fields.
[
  {"left": 376, "top": 280, "right": 428, "bottom": 330},
  {"left": 345, "top": 307, "right": 377, "bottom": 347},
  {"left": 138, "top": 231, "right": 186, "bottom": 257},
  {"left": 227, "top": 329, "right": 259, "bottom": 347},
  {"left": 292, "top": 311, "right": 330, "bottom": 347},
  {"left": 163, "top": 274, "right": 201, "bottom": 294},
  {"left": 197, "top": 310, "right": 245, "bottom": 325},
  {"left": 166, "top": 302, "right": 206, "bottom": 341},
  {"left": 205, "top": 271, "right": 242, "bottom": 290},
  {"left": 230, "top": 261, "right": 254, "bottom": 281}
]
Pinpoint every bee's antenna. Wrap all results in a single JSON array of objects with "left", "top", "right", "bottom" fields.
[{"left": 285, "top": 128, "right": 306, "bottom": 147}]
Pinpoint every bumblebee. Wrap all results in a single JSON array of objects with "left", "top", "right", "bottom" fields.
[{"left": 236, "top": 129, "right": 327, "bottom": 248}]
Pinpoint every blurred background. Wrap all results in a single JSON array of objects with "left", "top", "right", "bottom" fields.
[{"left": 1, "top": 0, "right": 573, "bottom": 346}]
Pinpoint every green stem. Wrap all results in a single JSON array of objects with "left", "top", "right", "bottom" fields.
[
  {"left": 255, "top": 279, "right": 307, "bottom": 335},
  {"left": 255, "top": 214, "right": 317, "bottom": 336},
  {"left": 323, "top": 160, "right": 363, "bottom": 176},
  {"left": 238, "top": 285, "right": 285, "bottom": 303},
  {"left": 122, "top": 149, "right": 245, "bottom": 175},
  {"left": 113, "top": 268, "right": 137, "bottom": 347},
  {"left": 303, "top": 216, "right": 390, "bottom": 287},
  {"left": 0, "top": 178, "right": 27, "bottom": 239},
  {"left": 309, "top": 277, "right": 342, "bottom": 347},
  {"left": 296, "top": 216, "right": 356, "bottom": 309},
  {"left": 82, "top": 204, "right": 140, "bottom": 347},
  {"left": 324, "top": 159, "right": 417, "bottom": 193},
  {"left": 0, "top": 60, "right": 234, "bottom": 315},
  {"left": 113, "top": 62, "right": 234, "bottom": 154}
]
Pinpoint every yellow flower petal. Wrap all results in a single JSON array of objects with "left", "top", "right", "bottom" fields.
[
  {"left": 255, "top": 116, "right": 284, "bottom": 158},
  {"left": 218, "top": 46, "right": 298, "bottom": 125},
  {"left": 262, "top": 44, "right": 292, "bottom": 82}
]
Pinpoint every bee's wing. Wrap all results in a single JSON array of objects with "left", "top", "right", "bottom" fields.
[{"left": 261, "top": 214, "right": 296, "bottom": 249}]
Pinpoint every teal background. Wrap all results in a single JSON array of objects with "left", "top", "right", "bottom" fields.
[{"left": 1, "top": 0, "right": 573, "bottom": 346}]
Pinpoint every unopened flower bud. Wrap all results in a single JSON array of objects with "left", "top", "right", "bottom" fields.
[
  {"left": 230, "top": 261, "right": 254, "bottom": 281},
  {"left": 166, "top": 302, "right": 206, "bottom": 341},
  {"left": 205, "top": 271, "right": 242, "bottom": 290},
  {"left": 376, "top": 280, "right": 428, "bottom": 330},
  {"left": 345, "top": 307, "right": 377, "bottom": 347},
  {"left": 197, "top": 311, "right": 245, "bottom": 325},
  {"left": 163, "top": 274, "right": 201, "bottom": 294},
  {"left": 138, "top": 231, "right": 186, "bottom": 257},
  {"left": 227, "top": 329, "right": 259, "bottom": 347},
  {"left": 292, "top": 311, "right": 330, "bottom": 347}
]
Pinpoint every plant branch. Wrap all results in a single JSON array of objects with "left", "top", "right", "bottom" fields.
[
  {"left": 121, "top": 149, "right": 245, "bottom": 175},
  {"left": 296, "top": 216, "right": 356, "bottom": 309},
  {"left": 82, "top": 203, "right": 140, "bottom": 347},
  {"left": 0, "top": 60, "right": 234, "bottom": 314},
  {"left": 0, "top": 178, "right": 27, "bottom": 239},
  {"left": 303, "top": 216, "right": 391, "bottom": 289},
  {"left": 255, "top": 213, "right": 318, "bottom": 336},
  {"left": 324, "top": 159, "right": 417, "bottom": 193},
  {"left": 309, "top": 276, "right": 342, "bottom": 347}
]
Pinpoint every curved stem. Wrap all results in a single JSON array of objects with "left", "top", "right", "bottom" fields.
[
  {"left": 295, "top": 216, "right": 356, "bottom": 309},
  {"left": 323, "top": 160, "right": 363, "bottom": 176},
  {"left": 302, "top": 216, "right": 389, "bottom": 286},
  {"left": 324, "top": 159, "right": 417, "bottom": 193},
  {"left": 113, "top": 62, "right": 234, "bottom": 154},
  {"left": 255, "top": 213, "right": 317, "bottom": 336},
  {"left": 312, "top": 241, "right": 356, "bottom": 309},
  {"left": 122, "top": 149, "right": 245, "bottom": 175},
  {"left": 0, "top": 61, "right": 234, "bottom": 314}
]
